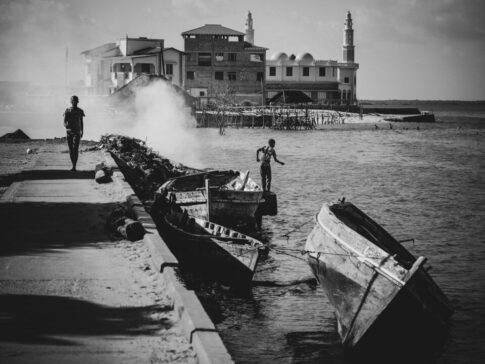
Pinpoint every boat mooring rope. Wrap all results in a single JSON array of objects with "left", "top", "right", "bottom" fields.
[
  {"left": 268, "top": 246, "right": 383, "bottom": 262},
  {"left": 278, "top": 218, "right": 314, "bottom": 241}
]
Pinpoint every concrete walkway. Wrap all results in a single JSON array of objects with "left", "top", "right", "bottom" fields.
[{"left": 0, "top": 144, "right": 195, "bottom": 363}]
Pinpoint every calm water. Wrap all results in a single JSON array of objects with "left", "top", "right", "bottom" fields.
[{"left": 190, "top": 113, "right": 485, "bottom": 363}]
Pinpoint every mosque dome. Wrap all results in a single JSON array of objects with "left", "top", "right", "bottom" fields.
[
  {"left": 296, "top": 52, "right": 314, "bottom": 64},
  {"left": 270, "top": 52, "right": 288, "bottom": 61}
]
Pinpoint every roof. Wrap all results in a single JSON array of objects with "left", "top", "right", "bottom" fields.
[
  {"left": 82, "top": 44, "right": 184, "bottom": 59},
  {"left": 182, "top": 24, "right": 244, "bottom": 36},
  {"left": 111, "top": 74, "right": 195, "bottom": 105},
  {"left": 132, "top": 46, "right": 160, "bottom": 55},
  {"left": 243, "top": 42, "right": 268, "bottom": 51},
  {"left": 81, "top": 42, "right": 118, "bottom": 56},
  {"left": 163, "top": 47, "right": 186, "bottom": 54}
]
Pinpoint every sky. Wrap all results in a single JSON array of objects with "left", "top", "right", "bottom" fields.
[{"left": 1, "top": 0, "right": 484, "bottom": 100}]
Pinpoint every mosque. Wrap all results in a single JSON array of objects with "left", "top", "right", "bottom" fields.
[
  {"left": 81, "top": 11, "right": 358, "bottom": 105},
  {"left": 260, "top": 11, "right": 359, "bottom": 104}
]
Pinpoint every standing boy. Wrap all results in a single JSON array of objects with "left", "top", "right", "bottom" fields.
[
  {"left": 256, "top": 138, "right": 285, "bottom": 192},
  {"left": 63, "top": 95, "right": 84, "bottom": 171}
]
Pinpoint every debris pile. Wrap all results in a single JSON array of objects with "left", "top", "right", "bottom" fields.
[
  {"left": 100, "top": 134, "right": 200, "bottom": 200},
  {"left": 0, "top": 129, "right": 30, "bottom": 140}
]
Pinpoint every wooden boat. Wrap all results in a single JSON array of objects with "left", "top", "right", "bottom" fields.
[
  {"left": 156, "top": 206, "right": 266, "bottom": 286},
  {"left": 305, "top": 200, "right": 453, "bottom": 355},
  {"left": 156, "top": 170, "right": 264, "bottom": 226}
]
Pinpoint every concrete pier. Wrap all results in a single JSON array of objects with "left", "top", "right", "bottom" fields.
[{"left": 0, "top": 142, "right": 231, "bottom": 363}]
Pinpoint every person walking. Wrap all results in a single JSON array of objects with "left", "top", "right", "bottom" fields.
[
  {"left": 256, "top": 138, "right": 285, "bottom": 192},
  {"left": 63, "top": 95, "right": 84, "bottom": 171}
]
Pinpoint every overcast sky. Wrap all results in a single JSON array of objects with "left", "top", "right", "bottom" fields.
[{"left": 1, "top": 0, "right": 484, "bottom": 100}]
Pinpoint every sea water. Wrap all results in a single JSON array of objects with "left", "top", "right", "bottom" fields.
[{"left": 190, "top": 110, "right": 485, "bottom": 363}]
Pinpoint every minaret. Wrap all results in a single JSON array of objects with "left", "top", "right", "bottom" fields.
[
  {"left": 245, "top": 11, "right": 254, "bottom": 45},
  {"left": 342, "top": 11, "right": 355, "bottom": 63}
]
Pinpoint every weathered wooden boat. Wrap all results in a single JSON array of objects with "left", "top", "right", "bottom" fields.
[
  {"left": 305, "top": 200, "right": 453, "bottom": 355},
  {"left": 156, "top": 170, "right": 264, "bottom": 226},
  {"left": 156, "top": 206, "right": 266, "bottom": 286}
]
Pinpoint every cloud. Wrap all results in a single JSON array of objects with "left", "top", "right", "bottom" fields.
[
  {"left": 170, "top": 0, "right": 229, "bottom": 17},
  {"left": 355, "top": 0, "right": 485, "bottom": 47},
  {"left": 0, "top": 0, "right": 108, "bottom": 84},
  {"left": 423, "top": 0, "right": 485, "bottom": 41}
]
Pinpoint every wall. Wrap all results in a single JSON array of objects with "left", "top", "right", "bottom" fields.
[
  {"left": 163, "top": 49, "right": 185, "bottom": 88},
  {"left": 184, "top": 36, "right": 266, "bottom": 101},
  {"left": 118, "top": 38, "right": 164, "bottom": 56}
]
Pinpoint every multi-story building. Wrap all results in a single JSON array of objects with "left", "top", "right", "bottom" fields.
[
  {"left": 81, "top": 37, "right": 185, "bottom": 95},
  {"left": 181, "top": 18, "right": 267, "bottom": 106},
  {"left": 266, "top": 11, "right": 359, "bottom": 104}
]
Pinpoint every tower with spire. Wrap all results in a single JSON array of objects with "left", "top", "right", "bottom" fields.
[
  {"left": 245, "top": 11, "right": 254, "bottom": 45},
  {"left": 342, "top": 11, "right": 354, "bottom": 63}
]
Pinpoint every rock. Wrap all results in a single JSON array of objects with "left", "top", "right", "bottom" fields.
[{"left": 0, "top": 129, "right": 30, "bottom": 140}]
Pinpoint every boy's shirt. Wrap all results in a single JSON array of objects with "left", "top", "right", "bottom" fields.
[{"left": 64, "top": 107, "right": 85, "bottom": 133}]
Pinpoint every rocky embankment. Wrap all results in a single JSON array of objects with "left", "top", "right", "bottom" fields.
[{"left": 100, "top": 134, "right": 200, "bottom": 202}]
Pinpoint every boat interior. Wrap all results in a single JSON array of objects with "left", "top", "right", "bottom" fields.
[
  {"left": 330, "top": 202, "right": 416, "bottom": 269},
  {"left": 166, "top": 208, "right": 253, "bottom": 245},
  {"left": 163, "top": 170, "right": 239, "bottom": 191},
  {"left": 166, "top": 208, "right": 209, "bottom": 235}
]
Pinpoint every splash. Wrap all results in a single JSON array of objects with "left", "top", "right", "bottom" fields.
[{"left": 127, "top": 80, "right": 201, "bottom": 167}]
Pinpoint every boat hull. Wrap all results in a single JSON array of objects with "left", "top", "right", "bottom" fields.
[
  {"left": 166, "top": 188, "right": 263, "bottom": 226},
  {"left": 158, "top": 170, "right": 264, "bottom": 227},
  {"left": 305, "top": 202, "right": 453, "bottom": 354},
  {"left": 157, "top": 213, "right": 262, "bottom": 286}
]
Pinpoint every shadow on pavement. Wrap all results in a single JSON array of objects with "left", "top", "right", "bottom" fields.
[
  {"left": 20, "top": 169, "right": 95, "bottom": 180},
  {"left": 0, "top": 202, "right": 119, "bottom": 256},
  {"left": 0, "top": 170, "right": 94, "bottom": 186},
  {"left": 0, "top": 294, "right": 172, "bottom": 345}
]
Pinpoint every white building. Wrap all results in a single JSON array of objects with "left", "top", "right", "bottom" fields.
[
  {"left": 81, "top": 37, "right": 185, "bottom": 95},
  {"left": 265, "top": 11, "right": 359, "bottom": 104}
]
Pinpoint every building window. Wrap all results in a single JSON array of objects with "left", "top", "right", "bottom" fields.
[
  {"left": 186, "top": 71, "right": 195, "bottom": 80},
  {"left": 215, "top": 71, "right": 224, "bottom": 80},
  {"left": 257, "top": 72, "right": 264, "bottom": 81},
  {"left": 228, "top": 53, "right": 237, "bottom": 62},
  {"left": 269, "top": 67, "right": 276, "bottom": 76},
  {"left": 250, "top": 54, "right": 263, "bottom": 62},
  {"left": 333, "top": 67, "right": 336, "bottom": 77},
  {"left": 215, "top": 53, "right": 224, "bottom": 61},
  {"left": 286, "top": 67, "right": 293, "bottom": 76},
  {"left": 319, "top": 67, "right": 326, "bottom": 77},
  {"left": 112, "top": 63, "right": 132, "bottom": 72},
  {"left": 344, "top": 77, "right": 349, "bottom": 83},
  {"left": 302, "top": 67, "right": 309, "bottom": 76},
  {"left": 134, "top": 63, "right": 154, "bottom": 73},
  {"left": 198, "top": 53, "right": 211, "bottom": 66},
  {"left": 227, "top": 72, "right": 237, "bottom": 81},
  {"left": 166, "top": 64, "right": 173, "bottom": 75},
  {"left": 200, "top": 91, "right": 205, "bottom": 96}
]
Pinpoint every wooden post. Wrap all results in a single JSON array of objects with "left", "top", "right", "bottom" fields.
[{"left": 205, "top": 177, "right": 211, "bottom": 221}]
